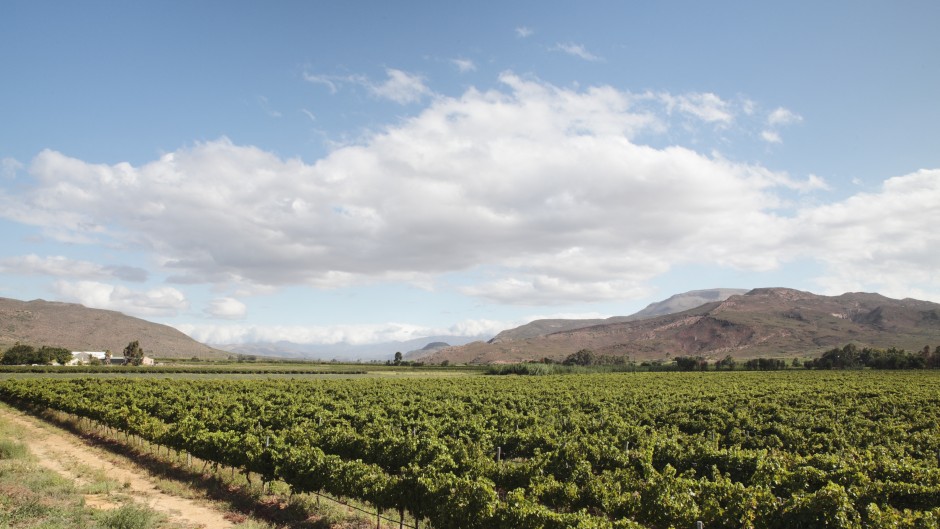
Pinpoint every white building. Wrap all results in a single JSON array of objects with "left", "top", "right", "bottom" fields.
[{"left": 69, "top": 352, "right": 153, "bottom": 366}]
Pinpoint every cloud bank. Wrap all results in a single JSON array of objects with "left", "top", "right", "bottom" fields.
[
  {"left": 177, "top": 319, "right": 506, "bottom": 346},
  {"left": 2, "top": 73, "right": 938, "bottom": 313}
]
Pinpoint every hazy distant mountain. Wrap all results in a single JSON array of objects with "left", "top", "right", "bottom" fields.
[
  {"left": 629, "top": 288, "right": 751, "bottom": 319},
  {"left": 215, "top": 335, "right": 483, "bottom": 362},
  {"left": 0, "top": 297, "right": 227, "bottom": 359},
  {"left": 488, "top": 288, "right": 748, "bottom": 343},
  {"left": 429, "top": 288, "right": 940, "bottom": 364},
  {"left": 404, "top": 341, "right": 452, "bottom": 360}
]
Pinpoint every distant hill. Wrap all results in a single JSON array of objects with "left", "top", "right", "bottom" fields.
[
  {"left": 428, "top": 288, "right": 940, "bottom": 364},
  {"left": 216, "top": 335, "right": 483, "bottom": 362},
  {"left": 0, "top": 297, "right": 227, "bottom": 359},
  {"left": 404, "top": 341, "right": 452, "bottom": 360},
  {"left": 488, "top": 288, "right": 748, "bottom": 343}
]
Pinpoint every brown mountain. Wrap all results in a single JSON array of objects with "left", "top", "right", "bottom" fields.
[
  {"left": 0, "top": 297, "right": 228, "bottom": 359},
  {"left": 488, "top": 288, "right": 748, "bottom": 343},
  {"left": 428, "top": 288, "right": 940, "bottom": 364}
]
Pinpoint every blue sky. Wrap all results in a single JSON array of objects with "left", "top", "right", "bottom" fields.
[{"left": 2, "top": 2, "right": 939, "bottom": 347}]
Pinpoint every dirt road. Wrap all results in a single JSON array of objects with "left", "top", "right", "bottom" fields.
[{"left": 0, "top": 405, "right": 235, "bottom": 529}]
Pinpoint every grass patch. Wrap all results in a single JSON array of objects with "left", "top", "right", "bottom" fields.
[
  {"left": 95, "top": 503, "right": 161, "bottom": 529},
  {"left": 0, "top": 437, "right": 28, "bottom": 459}
]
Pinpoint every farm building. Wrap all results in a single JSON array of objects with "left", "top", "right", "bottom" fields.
[{"left": 68, "top": 352, "right": 154, "bottom": 366}]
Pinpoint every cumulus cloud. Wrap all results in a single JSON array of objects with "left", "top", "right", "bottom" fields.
[
  {"left": 53, "top": 280, "right": 189, "bottom": 317},
  {"left": 206, "top": 297, "right": 247, "bottom": 320},
  {"left": 0, "top": 254, "right": 147, "bottom": 282},
  {"left": 515, "top": 26, "right": 533, "bottom": 38},
  {"left": 790, "top": 169, "right": 940, "bottom": 300},
  {"left": 551, "top": 42, "right": 603, "bottom": 62},
  {"left": 2, "top": 73, "right": 933, "bottom": 304}
]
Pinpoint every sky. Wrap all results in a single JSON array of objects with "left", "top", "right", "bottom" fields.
[{"left": 2, "top": 1, "right": 939, "bottom": 348}]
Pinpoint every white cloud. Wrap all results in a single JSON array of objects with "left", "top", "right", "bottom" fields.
[
  {"left": 761, "top": 130, "right": 782, "bottom": 143},
  {"left": 302, "top": 72, "right": 345, "bottom": 93},
  {"left": 461, "top": 275, "right": 652, "bottom": 305},
  {"left": 451, "top": 58, "right": 476, "bottom": 73},
  {"left": 3, "top": 73, "right": 934, "bottom": 304},
  {"left": 552, "top": 42, "right": 603, "bottom": 62},
  {"left": 368, "top": 68, "right": 431, "bottom": 104},
  {"left": 304, "top": 68, "right": 431, "bottom": 105},
  {"left": 0, "top": 254, "right": 147, "bottom": 282},
  {"left": 177, "top": 319, "right": 500, "bottom": 345},
  {"left": 2, "top": 157, "right": 23, "bottom": 179},
  {"left": 515, "top": 26, "right": 533, "bottom": 38},
  {"left": 768, "top": 107, "right": 803, "bottom": 126},
  {"left": 659, "top": 92, "right": 734, "bottom": 124},
  {"left": 790, "top": 168, "right": 940, "bottom": 301},
  {"left": 206, "top": 297, "right": 247, "bottom": 320},
  {"left": 53, "top": 280, "right": 188, "bottom": 317},
  {"left": 257, "top": 96, "right": 282, "bottom": 118},
  {"left": 761, "top": 107, "right": 803, "bottom": 143}
]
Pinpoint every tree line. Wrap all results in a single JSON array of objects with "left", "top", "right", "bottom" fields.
[
  {"left": 0, "top": 343, "right": 72, "bottom": 365},
  {"left": 804, "top": 343, "right": 940, "bottom": 369},
  {"left": 513, "top": 344, "right": 940, "bottom": 373}
]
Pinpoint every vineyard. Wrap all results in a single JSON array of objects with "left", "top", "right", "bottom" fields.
[{"left": 1, "top": 371, "right": 939, "bottom": 529}]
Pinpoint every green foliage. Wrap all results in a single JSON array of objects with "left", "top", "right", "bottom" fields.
[
  {"left": 123, "top": 340, "right": 144, "bottom": 366},
  {"left": 563, "top": 348, "right": 597, "bottom": 366},
  {"left": 0, "top": 343, "right": 72, "bottom": 365},
  {"left": 96, "top": 503, "right": 159, "bottom": 529},
  {"left": 807, "top": 343, "right": 938, "bottom": 369},
  {"left": 0, "top": 438, "right": 28, "bottom": 459},
  {"left": 777, "top": 482, "right": 861, "bottom": 529},
  {"left": 716, "top": 355, "right": 737, "bottom": 370},
  {"left": 744, "top": 357, "right": 788, "bottom": 370},
  {"left": 675, "top": 355, "right": 709, "bottom": 371}
]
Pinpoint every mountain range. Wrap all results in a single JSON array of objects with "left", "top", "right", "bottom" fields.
[
  {"left": 426, "top": 288, "right": 940, "bottom": 364},
  {"left": 5, "top": 287, "right": 940, "bottom": 365}
]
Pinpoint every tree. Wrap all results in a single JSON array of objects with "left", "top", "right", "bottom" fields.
[
  {"left": 104, "top": 349, "right": 112, "bottom": 364},
  {"left": 123, "top": 340, "right": 144, "bottom": 366},
  {"left": 675, "top": 356, "right": 708, "bottom": 371},
  {"left": 393, "top": 351, "right": 403, "bottom": 365},
  {"left": 38, "top": 346, "right": 72, "bottom": 365},
  {"left": 0, "top": 343, "right": 35, "bottom": 365},
  {"left": 716, "top": 355, "right": 737, "bottom": 371},
  {"left": 563, "top": 349, "right": 596, "bottom": 366}
]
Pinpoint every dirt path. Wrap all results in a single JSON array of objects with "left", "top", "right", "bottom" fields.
[{"left": 0, "top": 405, "right": 235, "bottom": 529}]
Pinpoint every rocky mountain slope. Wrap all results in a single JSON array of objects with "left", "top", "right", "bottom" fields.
[
  {"left": 428, "top": 288, "right": 940, "bottom": 364},
  {"left": 0, "top": 297, "right": 228, "bottom": 359},
  {"left": 488, "top": 288, "right": 747, "bottom": 343}
]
